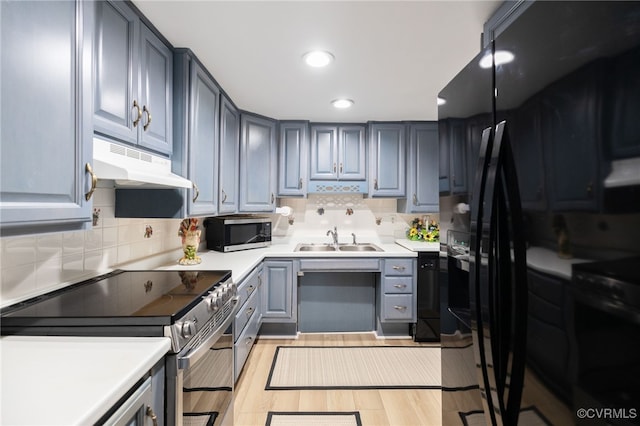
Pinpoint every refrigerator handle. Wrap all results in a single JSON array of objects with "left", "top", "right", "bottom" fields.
[
  {"left": 469, "top": 126, "right": 499, "bottom": 425},
  {"left": 495, "top": 121, "right": 528, "bottom": 425}
]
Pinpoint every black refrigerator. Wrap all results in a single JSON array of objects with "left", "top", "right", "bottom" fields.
[{"left": 438, "top": 2, "right": 640, "bottom": 425}]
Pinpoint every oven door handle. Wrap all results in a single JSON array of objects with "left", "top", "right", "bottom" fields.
[{"left": 177, "top": 297, "right": 240, "bottom": 370}]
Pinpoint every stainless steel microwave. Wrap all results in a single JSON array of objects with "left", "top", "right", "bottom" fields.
[{"left": 203, "top": 215, "right": 272, "bottom": 252}]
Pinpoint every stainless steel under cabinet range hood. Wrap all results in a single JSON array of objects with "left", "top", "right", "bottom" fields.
[
  {"left": 92, "top": 137, "right": 192, "bottom": 189},
  {"left": 604, "top": 157, "right": 640, "bottom": 188}
]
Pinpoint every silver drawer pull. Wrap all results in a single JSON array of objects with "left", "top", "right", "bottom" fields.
[
  {"left": 392, "top": 265, "right": 406, "bottom": 271},
  {"left": 247, "top": 285, "right": 255, "bottom": 295},
  {"left": 245, "top": 336, "right": 253, "bottom": 345},
  {"left": 393, "top": 284, "right": 407, "bottom": 289},
  {"left": 246, "top": 307, "right": 254, "bottom": 318},
  {"left": 393, "top": 305, "right": 407, "bottom": 311}
]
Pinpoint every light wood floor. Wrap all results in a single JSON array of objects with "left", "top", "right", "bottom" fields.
[{"left": 233, "top": 333, "right": 442, "bottom": 426}]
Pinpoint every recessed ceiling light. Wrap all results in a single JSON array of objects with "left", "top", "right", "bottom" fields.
[
  {"left": 437, "top": 97, "right": 446, "bottom": 106},
  {"left": 303, "top": 50, "right": 334, "bottom": 68},
  {"left": 331, "top": 99, "right": 354, "bottom": 109},
  {"left": 479, "top": 50, "right": 515, "bottom": 69}
]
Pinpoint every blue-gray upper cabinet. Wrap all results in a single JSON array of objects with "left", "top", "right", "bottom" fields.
[
  {"left": 310, "top": 124, "right": 366, "bottom": 180},
  {"left": 93, "top": 0, "right": 173, "bottom": 156},
  {"left": 239, "top": 113, "right": 277, "bottom": 212},
  {"left": 278, "top": 121, "right": 309, "bottom": 196},
  {"left": 398, "top": 123, "right": 439, "bottom": 213},
  {"left": 449, "top": 119, "right": 468, "bottom": 194},
  {"left": 173, "top": 50, "right": 220, "bottom": 217},
  {"left": 438, "top": 120, "right": 450, "bottom": 193},
  {"left": 1, "top": 0, "right": 94, "bottom": 235},
  {"left": 219, "top": 95, "right": 240, "bottom": 214},
  {"left": 609, "top": 46, "right": 640, "bottom": 158},
  {"left": 369, "top": 123, "right": 406, "bottom": 197},
  {"left": 541, "top": 61, "right": 603, "bottom": 211},
  {"left": 465, "top": 113, "right": 492, "bottom": 197}
]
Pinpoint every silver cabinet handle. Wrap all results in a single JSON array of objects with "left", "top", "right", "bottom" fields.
[
  {"left": 246, "top": 307, "right": 255, "bottom": 318},
  {"left": 142, "top": 105, "right": 152, "bottom": 131},
  {"left": 245, "top": 336, "right": 253, "bottom": 346},
  {"left": 192, "top": 182, "right": 200, "bottom": 203},
  {"left": 392, "top": 265, "right": 406, "bottom": 271},
  {"left": 393, "top": 284, "right": 407, "bottom": 289},
  {"left": 393, "top": 305, "right": 407, "bottom": 311},
  {"left": 146, "top": 406, "right": 158, "bottom": 426},
  {"left": 132, "top": 100, "right": 142, "bottom": 127},
  {"left": 333, "top": 162, "right": 337, "bottom": 173},
  {"left": 413, "top": 193, "right": 418, "bottom": 205},
  {"left": 271, "top": 193, "right": 275, "bottom": 204},
  {"left": 246, "top": 285, "right": 255, "bottom": 296},
  {"left": 339, "top": 163, "right": 343, "bottom": 173},
  {"left": 299, "top": 178, "right": 303, "bottom": 189},
  {"left": 374, "top": 179, "right": 379, "bottom": 190},
  {"left": 85, "top": 163, "right": 97, "bottom": 201}
]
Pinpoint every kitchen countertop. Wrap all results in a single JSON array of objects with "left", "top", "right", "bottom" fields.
[
  {"left": 0, "top": 336, "right": 170, "bottom": 426},
  {"left": 125, "top": 237, "right": 428, "bottom": 284},
  {"left": 526, "top": 246, "right": 592, "bottom": 280}
]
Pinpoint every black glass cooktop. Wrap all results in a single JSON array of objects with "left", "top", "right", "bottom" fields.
[
  {"left": 573, "top": 257, "right": 640, "bottom": 285},
  {"left": 1, "top": 269, "right": 231, "bottom": 324}
]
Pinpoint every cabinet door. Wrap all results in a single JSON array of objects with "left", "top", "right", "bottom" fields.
[
  {"left": 409, "top": 123, "right": 439, "bottom": 212},
  {"left": 438, "top": 120, "right": 450, "bottom": 193},
  {"left": 310, "top": 125, "right": 338, "bottom": 179},
  {"left": 369, "top": 123, "right": 405, "bottom": 196},
  {"left": 138, "top": 23, "right": 172, "bottom": 155},
  {"left": 278, "top": 121, "right": 308, "bottom": 196},
  {"left": 542, "top": 62, "right": 602, "bottom": 211},
  {"left": 1, "top": 0, "right": 93, "bottom": 232},
  {"left": 93, "top": 0, "right": 139, "bottom": 145},
  {"left": 512, "top": 96, "right": 546, "bottom": 210},
  {"left": 339, "top": 125, "right": 366, "bottom": 180},
  {"left": 219, "top": 95, "right": 240, "bottom": 213},
  {"left": 262, "top": 261, "right": 294, "bottom": 321},
  {"left": 188, "top": 61, "right": 220, "bottom": 216},
  {"left": 449, "top": 119, "right": 467, "bottom": 194},
  {"left": 239, "top": 114, "right": 276, "bottom": 212},
  {"left": 466, "top": 114, "right": 492, "bottom": 197},
  {"left": 609, "top": 46, "right": 640, "bottom": 158}
]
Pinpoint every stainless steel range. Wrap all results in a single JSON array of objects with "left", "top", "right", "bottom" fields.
[{"left": 1, "top": 269, "right": 240, "bottom": 426}]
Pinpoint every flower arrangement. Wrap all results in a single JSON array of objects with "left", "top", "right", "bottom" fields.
[{"left": 406, "top": 217, "right": 439, "bottom": 242}]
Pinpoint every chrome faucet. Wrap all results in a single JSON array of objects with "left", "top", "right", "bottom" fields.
[{"left": 326, "top": 226, "right": 338, "bottom": 248}]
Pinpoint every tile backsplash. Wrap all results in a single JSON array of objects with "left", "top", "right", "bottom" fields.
[
  {"left": 0, "top": 186, "right": 184, "bottom": 308},
  {"left": 0, "top": 190, "right": 438, "bottom": 308}
]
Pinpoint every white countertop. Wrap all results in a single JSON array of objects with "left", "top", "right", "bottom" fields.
[
  {"left": 1, "top": 336, "right": 170, "bottom": 426},
  {"left": 526, "top": 246, "right": 592, "bottom": 280},
  {"left": 125, "top": 238, "right": 422, "bottom": 283},
  {"left": 394, "top": 239, "right": 442, "bottom": 253}
]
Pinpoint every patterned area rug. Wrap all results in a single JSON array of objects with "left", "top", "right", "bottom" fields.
[
  {"left": 459, "top": 406, "right": 551, "bottom": 426},
  {"left": 266, "top": 346, "right": 441, "bottom": 390},
  {"left": 266, "top": 411, "right": 362, "bottom": 426}
]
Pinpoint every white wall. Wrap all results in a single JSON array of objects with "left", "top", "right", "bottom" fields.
[{"left": 0, "top": 190, "right": 438, "bottom": 308}]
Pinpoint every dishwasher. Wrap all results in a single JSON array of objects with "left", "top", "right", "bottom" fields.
[{"left": 414, "top": 252, "right": 440, "bottom": 342}]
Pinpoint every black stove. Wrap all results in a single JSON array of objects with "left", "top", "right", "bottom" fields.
[
  {"left": 0, "top": 269, "right": 235, "bottom": 352},
  {"left": 572, "top": 256, "right": 640, "bottom": 319}
]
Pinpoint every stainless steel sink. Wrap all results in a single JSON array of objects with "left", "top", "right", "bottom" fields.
[
  {"left": 294, "top": 244, "right": 336, "bottom": 252},
  {"left": 294, "top": 243, "right": 383, "bottom": 252},
  {"left": 338, "top": 243, "right": 383, "bottom": 252}
]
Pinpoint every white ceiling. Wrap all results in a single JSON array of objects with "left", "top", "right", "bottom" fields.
[{"left": 133, "top": 1, "right": 502, "bottom": 122}]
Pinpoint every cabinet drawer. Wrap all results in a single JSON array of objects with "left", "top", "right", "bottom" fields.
[
  {"left": 234, "top": 287, "right": 260, "bottom": 341},
  {"left": 383, "top": 258, "right": 414, "bottom": 276},
  {"left": 383, "top": 276, "right": 413, "bottom": 294},
  {"left": 381, "top": 294, "right": 414, "bottom": 321},
  {"left": 237, "top": 266, "right": 262, "bottom": 308},
  {"left": 234, "top": 306, "right": 261, "bottom": 382}
]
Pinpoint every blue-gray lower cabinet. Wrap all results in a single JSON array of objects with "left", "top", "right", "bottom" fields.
[
  {"left": 234, "top": 265, "right": 263, "bottom": 382},
  {"left": 173, "top": 50, "right": 220, "bottom": 217},
  {"left": 262, "top": 260, "right": 296, "bottom": 322},
  {"left": 239, "top": 113, "right": 277, "bottom": 212},
  {"left": 369, "top": 122, "right": 406, "bottom": 197},
  {"left": 278, "top": 121, "right": 308, "bottom": 196},
  {"left": 398, "top": 122, "right": 439, "bottom": 213},
  {"left": 379, "top": 258, "right": 416, "bottom": 323},
  {"left": 1, "top": 0, "right": 94, "bottom": 235}
]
